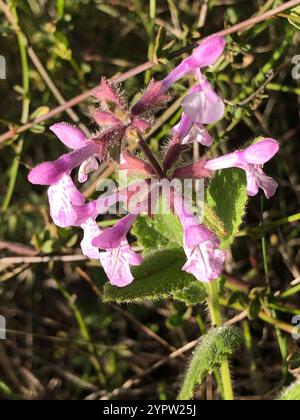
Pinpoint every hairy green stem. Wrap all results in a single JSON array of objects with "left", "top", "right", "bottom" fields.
[{"left": 207, "top": 280, "right": 234, "bottom": 400}]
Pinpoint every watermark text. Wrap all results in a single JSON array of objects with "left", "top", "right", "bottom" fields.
[
  {"left": 292, "top": 315, "right": 300, "bottom": 340},
  {"left": 0, "top": 316, "right": 6, "bottom": 340},
  {"left": 0, "top": 55, "right": 6, "bottom": 80}
]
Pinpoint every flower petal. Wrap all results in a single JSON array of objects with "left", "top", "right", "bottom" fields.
[
  {"left": 78, "top": 157, "right": 99, "bottom": 183},
  {"left": 174, "top": 195, "right": 212, "bottom": 247},
  {"left": 204, "top": 139, "right": 279, "bottom": 199},
  {"left": 246, "top": 167, "right": 278, "bottom": 199},
  {"left": 99, "top": 239, "right": 143, "bottom": 287},
  {"left": 48, "top": 174, "right": 86, "bottom": 227},
  {"left": 182, "top": 124, "right": 213, "bottom": 147},
  {"left": 172, "top": 114, "right": 194, "bottom": 143},
  {"left": 185, "top": 35, "right": 226, "bottom": 69},
  {"left": 161, "top": 36, "right": 225, "bottom": 90},
  {"left": 50, "top": 123, "right": 89, "bottom": 149},
  {"left": 204, "top": 152, "right": 241, "bottom": 171},
  {"left": 92, "top": 213, "right": 138, "bottom": 249},
  {"left": 182, "top": 85, "right": 225, "bottom": 125},
  {"left": 243, "top": 138, "right": 279, "bottom": 164},
  {"left": 81, "top": 219, "right": 102, "bottom": 259},
  {"left": 28, "top": 142, "right": 98, "bottom": 186},
  {"left": 182, "top": 241, "right": 226, "bottom": 283}
]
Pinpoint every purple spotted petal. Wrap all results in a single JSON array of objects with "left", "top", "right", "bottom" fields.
[
  {"left": 182, "top": 240, "right": 226, "bottom": 283},
  {"left": 48, "top": 174, "right": 85, "bottom": 227},
  {"left": 81, "top": 219, "right": 102, "bottom": 259},
  {"left": 99, "top": 239, "right": 143, "bottom": 287},
  {"left": 50, "top": 123, "right": 89, "bottom": 149},
  {"left": 174, "top": 194, "right": 225, "bottom": 283}
]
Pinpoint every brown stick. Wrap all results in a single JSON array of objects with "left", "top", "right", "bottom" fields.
[
  {"left": 218, "top": 0, "right": 300, "bottom": 37},
  {"left": 170, "top": 0, "right": 300, "bottom": 56},
  {"left": 0, "top": 61, "right": 153, "bottom": 145},
  {"left": 0, "top": 255, "right": 87, "bottom": 265},
  {"left": 27, "top": 46, "right": 90, "bottom": 136}
]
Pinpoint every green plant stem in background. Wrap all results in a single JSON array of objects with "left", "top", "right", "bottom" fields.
[
  {"left": 145, "top": 0, "right": 157, "bottom": 84},
  {"left": 237, "top": 212, "right": 300, "bottom": 237},
  {"left": 1, "top": 0, "right": 30, "bottom": 212},
  {"left": 55, "top": 278, "right": 106, "bottom": 387},
  {"left": 243, "top": 320, "right": 266, "bottom": 394},
  {"left": 0, "top": 379, "right": 14, "bottom": 399},
  {"left": 57, "top": 0, "right": 64, "bottom": 19},
  {"left": 150, "top": 0, "right": 156, "bottom": 20},
  {"left": 207, "top": 280, "right": 234, "bottom": 400},
  {"left": 260, "top": 197, "right": 288, "bottom": 381},
  {"left": 280, "top": 283, "right": 300, "bottom": 300}
]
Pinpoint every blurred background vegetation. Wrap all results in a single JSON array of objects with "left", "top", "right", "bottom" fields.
[{"left": 0, "top": 0, "right": 300, "bottom": 400}]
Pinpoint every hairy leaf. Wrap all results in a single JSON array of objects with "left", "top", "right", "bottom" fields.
[
  {"left": 206, "top": 168, "right": 248, "bottom": 249},
  {"left": 132, "top": 213, "right": 183, "bottom": 252},
  {"left": 178, "top": 326, "right": 243, "bottom": 400},
  {"left": 173, "top": 282, "right": 207, "bottom": 305},
  {"left": 103, "top": 248, "right": 194, "bottom": 303}
]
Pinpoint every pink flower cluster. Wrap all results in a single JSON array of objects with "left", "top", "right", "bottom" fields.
[{"left": 28, "top": 36, "right": 279, "bottom": 287}]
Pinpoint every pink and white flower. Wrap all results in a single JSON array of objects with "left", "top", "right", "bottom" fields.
[
  {"left": 81, "top": 218, "right": 142, "bottom": 287},
  {"left": 204, "top": 138, "right": 279, "bottom": 198},
  {"left": 174, "top": 194, "right": 226, "bottom": 283},
  {"left": 132, "top": 35, "right": 225, "bottom": 119},
  {"left": 28, "top": 124, "right": 109, "bottom": 227}
]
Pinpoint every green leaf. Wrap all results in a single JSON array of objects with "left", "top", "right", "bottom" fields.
[
  {"left": 173, "top": 282, "right": 207, "bottom": 305},
  {"left": 278, "top": 380, "right": 300, "bottom": 400},
  {"left": 103, "top": 248, "right": 194, "bottom": 304},
  {"left": 248, "top": 295, "right": 261, "bottom": 320},
  {"left": 206, "top": 168, "right": 248, "bottom": 249},
  {"left": 287, "top": 6, "right": 300, "bottom": 30},
  {"left": 178, "top": 326, "right": 243, "bottom": 400},
  {"left": 132, "top": 213, "right": 182, "bottom": 252}
]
